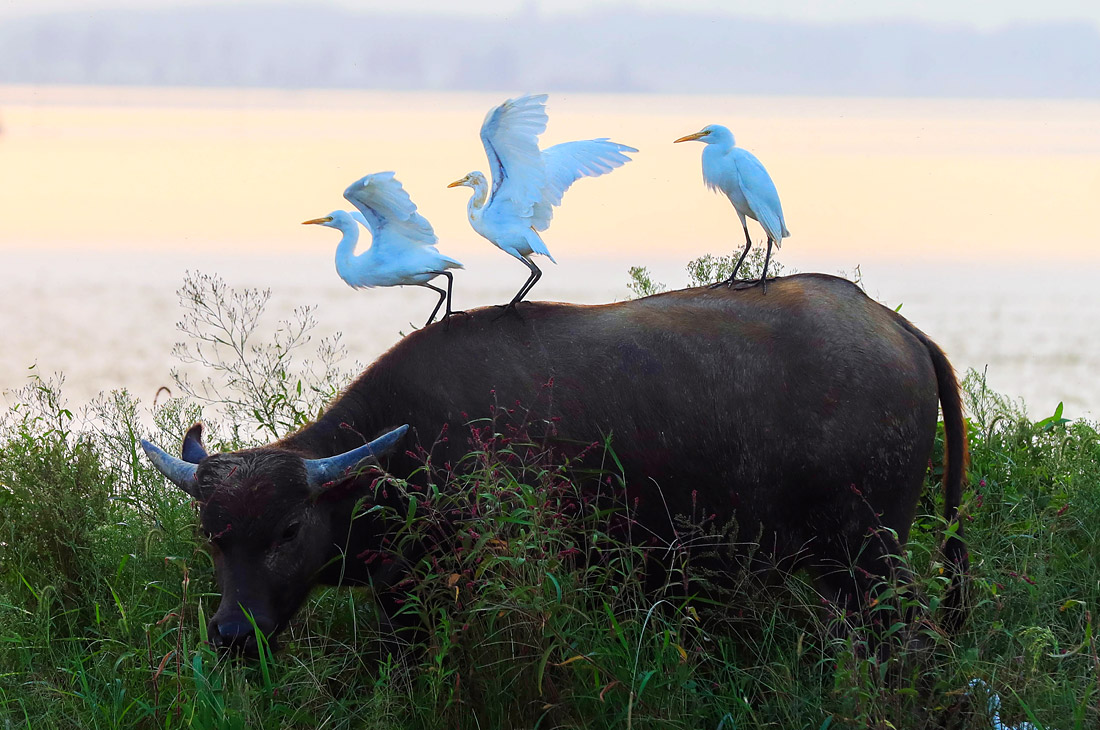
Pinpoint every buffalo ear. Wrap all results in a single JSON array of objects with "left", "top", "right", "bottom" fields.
[{"left": 181, "top": 423, "right": 209, "bottom": 464}]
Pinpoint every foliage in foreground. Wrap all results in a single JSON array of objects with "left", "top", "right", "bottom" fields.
[{"left": 1, "top": 271, "right": 1098, "bottom": 729}]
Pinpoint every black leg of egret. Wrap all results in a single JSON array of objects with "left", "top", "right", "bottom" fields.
[
  {"left": 507, "top": 258, "right": 541, "bottom": 307},
  {"left": 710, "top": 224, "right": 753, "bottom": 289},
  {"left": 759, "top": 238, "right": 774, "bottom": 294},
  {"left": 728, "top": 235, "right": 754, "bottom": 283},
  {"left": 494, "top": 259, "right": 541, "bottom": 322},
  {"left": 515, "top": 259, "right": 543, "bottom": 303},
  {"left": 439, "top": 271, "right": 465, "bottom": 326},
  {"left": 733, "top": 221, "right": 754, "bottom": 276},
  {"left": 422, "top": 282, "right": 447, "bottom": 327}
]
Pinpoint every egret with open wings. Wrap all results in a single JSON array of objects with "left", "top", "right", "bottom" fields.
[
  {"left": 303, "top": 172, "right": 463, "bottom": 326},
  {"left": 448, "top": 94, "right": 637, "bottom": 308},
  {"left": 675, "top": 124, "right": 789, "bottom": 291}
]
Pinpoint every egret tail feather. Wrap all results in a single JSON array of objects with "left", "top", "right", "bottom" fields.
[{"left": 524, "top": 229, "right": 556, "bottom": 263}]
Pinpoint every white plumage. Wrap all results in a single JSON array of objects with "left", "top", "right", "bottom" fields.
[
  {"left": 303, "top": 172, "right": 463, "bottom": 326},
  {"left": 449, "top": 93, "right": 637, "bottom": 308},
  {"left": 675, "top": 124, "right": 789, "bottom": 290}
]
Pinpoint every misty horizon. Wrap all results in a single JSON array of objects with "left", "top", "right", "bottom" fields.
[{"left": 1, "top": 3, "right": 1098, "bottom": 98}]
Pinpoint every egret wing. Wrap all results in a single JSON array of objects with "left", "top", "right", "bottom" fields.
[
  {"left": 530, "top": 138, "right": 637, "bottom": 230},
  {"left": 734, "top": 150, "right": 789, "bottom": 243},
  {"left": 479, "top": 94, "right": 549, "bottom": 215},
  {"left": 343, "top": 172, "right": 438, "bottom": 252}
]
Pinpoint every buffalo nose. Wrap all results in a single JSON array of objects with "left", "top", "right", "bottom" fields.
[
  {"left": 210, "top": 618, "right": 262, "bottom": 654},
  {"left": 217, "top": 620, "right": 254, "bottom": 641}
]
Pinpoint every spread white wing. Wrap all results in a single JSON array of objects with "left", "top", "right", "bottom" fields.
[
  {"left": 479, "top": 94, "right": 637, "bottom": 229},
  {"left": 479, "top": 94, "right": 549, "bottom": 218},
  {"left": 530, "top": 138, "right": 637, "bottom": 231},
  {"left": 343, "top": 172, "right": 438, "bottom": 252}
]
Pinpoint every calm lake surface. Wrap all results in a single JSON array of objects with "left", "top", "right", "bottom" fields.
[
  {"left": 1, "top": 87, "right": 1098, "bottom": 417},
  {"left": 3, "top": 250, "right": 1098, "bottom": 420}
]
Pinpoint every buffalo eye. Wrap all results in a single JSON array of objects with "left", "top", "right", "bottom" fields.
[{"left": 279, "top": 522, "right": 301, "bottom": 545}]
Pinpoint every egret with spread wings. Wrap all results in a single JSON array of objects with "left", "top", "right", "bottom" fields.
[
  {"left": 303, "top": 172, "right": 463, "bottom": 326},
  {"left": 448, "top": 94, "right": 637, "bottom": 308},
  {"left": 675, "top": 124, "right": 789, "bottom": 291}
]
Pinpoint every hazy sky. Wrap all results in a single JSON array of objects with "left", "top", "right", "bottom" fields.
[{"left": 1, "top": 0, "right": 1099, "bottom": 29}]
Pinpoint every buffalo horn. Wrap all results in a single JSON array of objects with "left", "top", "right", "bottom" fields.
[
  {"left": 304, "top": 424, "right": 409, "bottom": 490},
  {"left": 141, "top": 439, "right": 200, "bottom": 498}
]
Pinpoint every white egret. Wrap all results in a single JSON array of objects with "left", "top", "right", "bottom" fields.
[
  {"left": 303, "top": 172, "right": 463, "bottom": 326},
  {"left": 448, "top": 93, "right": 637, "bottom": 308},
  {"left": 674, "top": 124, "right": 789, "bottom": 291}
]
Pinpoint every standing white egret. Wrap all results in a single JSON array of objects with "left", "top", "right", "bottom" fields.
[
  {"left": 448, "top": 93, "right": 637, "bottom": 309},
  {"left": 674, "top": 124, "right": 789, "bottom": 291},
  {"left": 303, "top": 172, "right": 463, "bottom": 326}
]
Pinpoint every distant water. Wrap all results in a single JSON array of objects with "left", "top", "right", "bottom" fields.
[{"left": 1, "top": 250, "right": 1098, "bottom": 420}]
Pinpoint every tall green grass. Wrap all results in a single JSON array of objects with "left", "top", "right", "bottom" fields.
[{"left": 0, "top": 269, "right": 1097, "bottom": 729}]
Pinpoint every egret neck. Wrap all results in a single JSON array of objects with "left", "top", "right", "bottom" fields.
[
  {"left": 701, "top": 127, "right": 736, "bottom": 186},
  {"left": 330, "top": 216, "right": 362, "bottom": 275},
  {"left": 465, "top": 175, "right": 490, "bottom": 217}
]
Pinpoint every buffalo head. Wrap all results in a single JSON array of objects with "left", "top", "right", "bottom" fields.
[{"left": 141, "top": 422, "right": 408, "bottom": 654}]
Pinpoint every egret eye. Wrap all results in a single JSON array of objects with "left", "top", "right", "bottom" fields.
[{"left": 279, "top": 522, "right": 301, "bottom": 545}]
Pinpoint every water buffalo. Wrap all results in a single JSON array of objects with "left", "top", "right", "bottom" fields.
[{"left": 142, "top": 273, "right": 968, "bottom": 652}]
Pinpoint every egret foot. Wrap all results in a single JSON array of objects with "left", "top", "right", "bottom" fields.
[
  {"left": 710, "top": 277, "right": 760, "bottom": 290},
  {"left": 710, "top": 276, "right": 745, "bottom": 289},
  {"left": 744, "top": 276, "right": 776, "bottom": 294},
  {"left": 492, "top": 303, "right": 524, "bottom": 322},
  {"left": 441, "top": 310, "right": 467, "bottom": 330}
]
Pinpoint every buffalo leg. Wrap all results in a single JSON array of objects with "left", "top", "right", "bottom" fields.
[
  {"left": 811, "top": 524, "right": 923, "bottom": 660},
  {"left": 370, "top": 589, "right": 425, "bottom": 665}
]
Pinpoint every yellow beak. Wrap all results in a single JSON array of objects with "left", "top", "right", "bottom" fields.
[
  {"left": 302, "top": 216, "right": 333, "bottom": 225},
  {"left": 446, "top": 178, "right": 466, "bottom": 188},
  {"left": 674, "top": 131, "right": 709, "bottom": 143}
]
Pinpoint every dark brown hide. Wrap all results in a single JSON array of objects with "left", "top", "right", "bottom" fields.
[{"left": 180, "top": 274, "right": 968, "bottom": 649}]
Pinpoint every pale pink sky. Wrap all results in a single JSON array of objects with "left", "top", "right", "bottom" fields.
[{"left": 2, "top": 86, "right": 1098, "bottom": 264}]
